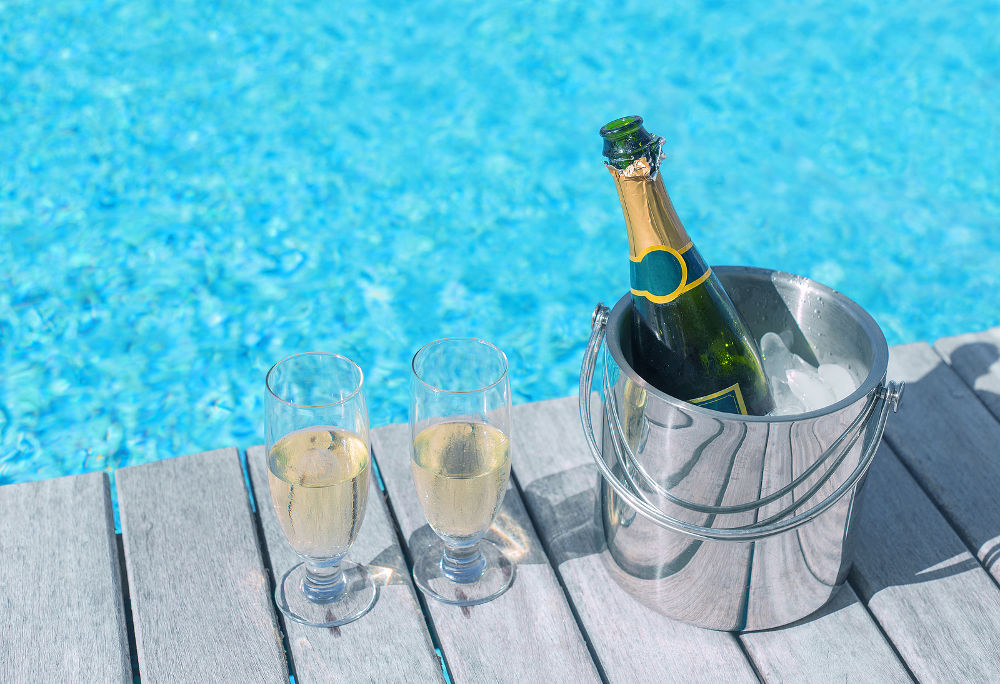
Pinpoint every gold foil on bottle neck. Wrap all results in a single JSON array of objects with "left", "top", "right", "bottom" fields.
[{"left": 607, "top": 159, "right": 692, "bottom": 259}]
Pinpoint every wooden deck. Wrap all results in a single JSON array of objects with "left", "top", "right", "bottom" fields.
[{"left": 3, "top": 327, "right": 1000, "bottom": 683}]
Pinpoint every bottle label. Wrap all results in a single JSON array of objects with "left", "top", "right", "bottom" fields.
[
  {"left": 689, "top": 383, "right": 748, "bottom": 415},
  {"left": 630, "top": 243, "right": 711, "bottom": 304}
]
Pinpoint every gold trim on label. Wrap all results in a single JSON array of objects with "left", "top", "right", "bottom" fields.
[
  {"left": 632, "top": 287, "right": 679, "bottom": 304},
  {"left": 683, "top": 267, "right": 712, "bottom": 292}
]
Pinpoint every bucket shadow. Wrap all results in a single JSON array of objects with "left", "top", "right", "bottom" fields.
[{"left": 848, "top": 444, "right": 985, "bottom": 601}]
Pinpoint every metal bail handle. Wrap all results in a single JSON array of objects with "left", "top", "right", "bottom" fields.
[
  {"left": 603, "top": 348, "right": 883, "bottom": 520},
  {"left": 578, "top": 300, "right": 904, "bottom": 542}
]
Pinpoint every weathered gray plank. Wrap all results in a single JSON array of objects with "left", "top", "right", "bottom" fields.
[
  {"left": 370, "top": 422, "right": 600, "bottom": 684},
  {"left": 740, "top": 584, "right": 912, "bottom": 683},
  {"left": 933, "top": 326, "right": 1000, "bottom": 421},
  {"left": 510, "top": 396, "right": 759, "bottom": 683},
  {"left": 850, "top": 441, "right": 1000, "bottom": 681},
  {"left": 116, "top": 448, "right": 287, "bottom": 683},
  {"left": 884, "top": 342, "right": 1000, "bottom": 582},
  {"left": 0, "top": 472, "right": 131, "bottom": 683},
  {"left": 246, "top": 444, "right": 442, "bottom": 683}
]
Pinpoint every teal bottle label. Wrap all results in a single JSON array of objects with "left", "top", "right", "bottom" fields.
[
  {"left": 630, "top": 243, "right": 711, "bottom": 304},
  {"left": 689, "top": 383, "right": 748, "bottom": 415}
]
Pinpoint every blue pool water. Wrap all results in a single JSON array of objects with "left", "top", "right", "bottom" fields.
[{"left": 2, "top": 0, "right": 998, "bottom": 484}]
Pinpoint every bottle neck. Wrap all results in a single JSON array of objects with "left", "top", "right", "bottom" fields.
[{"left": 607, "top": 161, "right": 692, "bottom": 258}]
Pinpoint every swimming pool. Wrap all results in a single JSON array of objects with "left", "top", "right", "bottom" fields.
[{"left": 2, "top": 0, "right": 998, "bottom": 485}]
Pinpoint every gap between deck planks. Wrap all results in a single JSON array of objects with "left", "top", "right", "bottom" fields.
[{"left": 370, "top": 423, "right": 602, "bottom": 684}]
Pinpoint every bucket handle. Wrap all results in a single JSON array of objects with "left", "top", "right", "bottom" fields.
[
  {"left": 602, "top": 341, "right": 880, "bottom": 519},
  {"left": 604, "top": 371, "right": 876, "bottom": 526},
  {"left": 579, "top": 303, "right": 904, "bottom": 542}
]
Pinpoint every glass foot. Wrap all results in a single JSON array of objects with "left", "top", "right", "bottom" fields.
[
  {"left": 274, "top": 561, "right": 378, "bottom": 627},
  {"left": 413, "top": 538, "right": 515, "bottom": 606}
]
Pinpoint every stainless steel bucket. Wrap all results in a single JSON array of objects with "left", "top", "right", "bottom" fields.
[{"left": 579, "top": 266, "right": 903, "bottom": 631}]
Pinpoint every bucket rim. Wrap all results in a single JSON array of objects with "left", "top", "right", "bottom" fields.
[{"left": 605, "top": 265, "right": 890, "bottom": 423}]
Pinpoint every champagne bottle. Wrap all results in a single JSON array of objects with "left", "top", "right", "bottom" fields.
[{"left": 600, "top": 115, "right": 774, "bottom": 415}]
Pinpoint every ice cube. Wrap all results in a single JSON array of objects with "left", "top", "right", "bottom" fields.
[
  {"left": 818, "top": 363, "right": 858, "bottom": 403},
  {"left": 786, "top": 368, "right": 837, "bottom": 412},
  {"left": 761, "top": 331, "right": 813, "bottom": 378},
  {"left": 769, "top": 378, "right": 805, "bottom": 416},
  {"left": 760, "top": 331, "right": 784, "bottom": 354},
  {"left": 761, "top": 331, "right": 862, "bottom": 414}
]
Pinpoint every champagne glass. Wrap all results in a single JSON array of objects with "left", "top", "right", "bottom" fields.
[
  {"left": 265, "top": 352, "right": 377, "bottom": 627},
  {"left": 409, "top": 337, "right": 515, "bottom": 606}
]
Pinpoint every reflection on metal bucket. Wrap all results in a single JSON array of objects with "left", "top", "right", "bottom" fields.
[{"left": 579, "top": 266, "right": 903, "bottom": 631}]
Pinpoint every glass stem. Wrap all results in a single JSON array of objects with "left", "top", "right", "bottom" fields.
[
  {"left": 302, "top": 558, "right": 347, "bottom": 603},
  {"left": 441, "top": 541, "right": 486, "bottom": 584}
]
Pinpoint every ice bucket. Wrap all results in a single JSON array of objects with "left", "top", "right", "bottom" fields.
[{"left": 579, "top": 266, "right": 903, "bottom": 631}]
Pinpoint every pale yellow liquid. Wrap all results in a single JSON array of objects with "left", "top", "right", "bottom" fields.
[
  {"left": 411, "top": 421, "right": 510, "bottom": 540},
  {"left": 268, "top": 426, "right": 370, "bottom": 559}
]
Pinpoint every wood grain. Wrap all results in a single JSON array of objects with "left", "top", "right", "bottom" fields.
[
  {"left": 0, "top": 472, "right": 131, "bottom": 682},
  {"left": 884, "top": 342, "right": 1000, "bottom": 582},
  {"left": 370, "top": 422, "right": 600, "bottom": 684},
  {"left": 116, "top": 448, "right": 288, "bottom": 683},
  {"left": 246, "top": 444, "right": 442, "bottom": 683},
  {"left": 933, "top": 326, "right": 1000, "bottom": 421},
  {"left": 510, "top": 396, "right": 759, "bottom": 683}
]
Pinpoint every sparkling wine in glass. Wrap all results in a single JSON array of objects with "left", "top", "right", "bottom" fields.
[
  {"left": 409, "top": 337, "right": 515, "bottom": 606},
  {"left": 265, "top": 352, "right": 377, "bottom": 627}
]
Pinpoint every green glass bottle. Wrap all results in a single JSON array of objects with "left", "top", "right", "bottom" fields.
[{"left": 600, "top": 115, "right": 774, "bottom": 415}]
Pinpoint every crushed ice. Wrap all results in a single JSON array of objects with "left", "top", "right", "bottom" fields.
[{"left": 760, "top": 332, "right": 859, "bottom": 416}]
